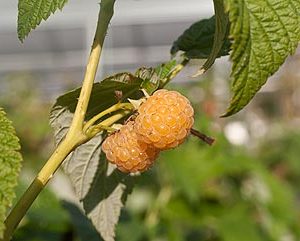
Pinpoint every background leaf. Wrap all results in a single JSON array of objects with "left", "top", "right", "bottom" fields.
[
  {"left": 82, "top": 154, "right": 135, "bottom": 241},
  {"left": 50, "top": 73, "right": 142, "bottom": 241},
  {"left": 50, "top": 73, "right": 143, "bottom": 125},
  {"left": 0, "top": 108, "right": 22, "bottom": 238},
  {"left": 62, "top": 200, "right": 102, "bottom": 241},
  {"left": 18, "top": 0, "right": 68, "bottom": 41},
  {"left": 218, "top": 205, "right": 264, "bottom": 241},
  {"left": 223, "top": 0, "right": 300, "bottom": 116},
  {"left": 197, "top": 0, "right": 230, "bottom": 75},
  {"left": 171, "top": 16, "right": 230, "bottom": 60}
]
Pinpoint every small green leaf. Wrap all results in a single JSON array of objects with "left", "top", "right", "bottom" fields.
[
  {"left": 50, "top": 73, "right": 141, "bottom": 241},
  {"left": 136, "top": 67, "right": 160, "bottom": 95},
  {"left": 0, "top": 108, "right": 22, "bottom": 238},
  {"left": 155, "top": 60, "right": 178, "bottom": 80},
  {"left": 18, "top": 0, "right": 68, "bottom": 41},
  {"left": 136, "top": 60, "right": 177, "bottom": 93},
  {"left": 223, "top": 0, "right": 300, "bottom": 116},
  {"left": 171, "top": 16, "right": 231, "bottom": 60}
]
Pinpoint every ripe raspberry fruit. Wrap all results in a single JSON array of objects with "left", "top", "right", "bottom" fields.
[
  {"left": 134, "top": 89, "right": 194, "bottom": 150},
  {"left": 102, "top": 121, "right": 159, "bottom": 173}
]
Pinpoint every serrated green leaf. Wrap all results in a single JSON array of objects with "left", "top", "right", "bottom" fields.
[
  {"left": 223, "top": 0, "right": 300, "bottom": 116},
  {"left": 63, "top": 135, "right": 104, "bottom": 200},
  {"left": 171, "top": 16, "right": 231, "bottom": 60},
  {"left": 50, "top": 73, "right": 141, "bottom": 241},
  {"left": 0, "top": 108, "right": 22, "bottom": 238},
  {"left": 18, "top": 0, "right": 68, "bottom": 41}
]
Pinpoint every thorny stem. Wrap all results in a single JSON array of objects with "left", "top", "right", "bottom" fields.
[{"left": 2, "top": 1, "right": 116, "bottom": 240}]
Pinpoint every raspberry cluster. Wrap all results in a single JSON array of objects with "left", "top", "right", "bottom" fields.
[
  {"left": 102, "top": 89, "right": 194, "bottom": 173},
  {"left": 102, "top": 121, "right": 159, "bottom": 173},
  {"left": 135, "top": 89, "right": 194, "bottom": 150}
]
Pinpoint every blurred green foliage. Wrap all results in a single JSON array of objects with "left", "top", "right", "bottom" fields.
[
  {"left": 2, "top": 76, "right": 300, "bottom": 241},
  {"left": 0, "top": 75, "right": 52, "bottom": 170},
  {"left": 118, "top": 115, "right": 300, "bottom": 241},
  {"left": 12, "top": 183, "right": 70, "bottom": 241}
]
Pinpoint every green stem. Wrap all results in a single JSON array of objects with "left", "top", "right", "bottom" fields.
[
  {"left": 3, "top": 137, "right": 82, "bottom": 241},
  {"left": 67, "top": 0, "right": 116, "bottom": 137},
  {"left": 86, "top": 110, "right": 131, "bottom": 137},
  {"left": 4, "top": 180, "right": 42, "bottom": 240},
  {"left": 83, "top": 102, "right": 133, "bottom": 133},
  {"left": 99, "top": 110, "right": 131, "bottom": 127},
  {"left": 2, "top": 1, "right": 116, "bottom": 240}
]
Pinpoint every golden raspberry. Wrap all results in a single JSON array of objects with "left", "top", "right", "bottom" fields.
[
  {"left": 102, "top": 121, "right": 159, "bottom": 173},
  {"left": 134, "top": 89, "right": 194, "bottom": 150}
]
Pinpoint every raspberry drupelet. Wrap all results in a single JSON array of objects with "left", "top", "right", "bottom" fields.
[
  {"left": 102, "top": 121, "right": 159, "bottom": 173},
  {"left": 134, "top": 89, "right": 194, "bottom": 150}
]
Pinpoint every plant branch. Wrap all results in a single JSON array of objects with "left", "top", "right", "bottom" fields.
[
  {"left": 2, "top": 137, "right": 81, "bottom": 241},
  {"left": 2, "top": 1, "right": 116, "bottom": 240}
]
